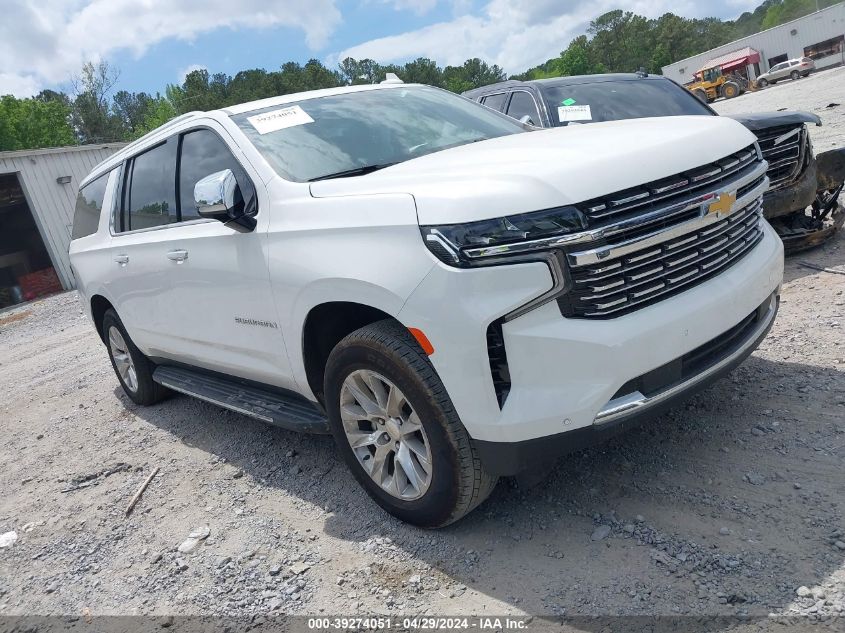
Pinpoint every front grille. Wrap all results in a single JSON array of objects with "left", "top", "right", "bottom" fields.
[
  {"left": 576, "top": 144, "right": 759, "bottom": 226},
  {"left": 560, "top": 198, "right": 765, "bottom": 318},
  {"left": 753, "top": 124, "right": 806, "bottom": 189}
]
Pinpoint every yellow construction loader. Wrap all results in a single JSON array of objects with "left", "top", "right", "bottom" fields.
[{"left": 687, "top": 66, "right": 744, "bottom": 103}]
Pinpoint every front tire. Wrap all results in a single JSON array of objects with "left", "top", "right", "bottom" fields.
[
  {"left": 324, "top": 320, "right": 497, "bottom": 527},
  {"left": 758, "top": 78, "right": 768, "bottom": 88},
  {"left": 102, "top": 309, "right": 168, "bottom": 406}
]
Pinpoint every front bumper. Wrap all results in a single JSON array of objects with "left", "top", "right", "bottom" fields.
[
  {"left": 400, "top": 222, "right": 783, "bottom": 470},
  {"left": 762, "top": 153, "right": 817, "bottom": 219},
  {"left": 476, "top": 291, "right": 778, "bottom": 475}
]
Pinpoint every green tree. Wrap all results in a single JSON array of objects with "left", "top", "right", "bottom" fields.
[
  {"left": 443, "top": 58, "right": 506, "bottom": 93},
  {"left": 400, "top": 58, "right": 444, "bottom": 86},
  {"left": 132, "top": 95, "right": 177, "bottom": 139},
  {"left": 0, "top": 95, "right": 76, "bottom": 151},
  {"left": 71, "top": 61, "right": 124, "bottom": 142}
]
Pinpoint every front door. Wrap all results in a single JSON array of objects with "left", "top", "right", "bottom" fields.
[{"left": 161, "top": 125, "right": 294, "bottom": 389}]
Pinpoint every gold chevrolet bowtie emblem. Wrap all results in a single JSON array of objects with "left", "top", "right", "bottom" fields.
[{"left": 707, "top": 191, "right": 736, "bottom": 216}]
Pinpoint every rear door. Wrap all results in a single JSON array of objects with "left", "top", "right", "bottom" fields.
[{"left": 106, "top": 140, "right": 179, "bottom": 356}]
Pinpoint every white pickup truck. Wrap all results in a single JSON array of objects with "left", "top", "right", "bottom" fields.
[{"left": 69, "top": 83, "right": 783, "bottom": 526}]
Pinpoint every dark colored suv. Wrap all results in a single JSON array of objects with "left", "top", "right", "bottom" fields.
[{"left": 463, "top": 74, "right": 843, "bottom": 252}]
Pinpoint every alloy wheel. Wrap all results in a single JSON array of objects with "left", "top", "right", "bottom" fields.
[
  {"left": 108, "top": 326, "right": 138, "bottom": 393},
  {"left": 339, "top": 369, "right": 433, "bottom": 500}
]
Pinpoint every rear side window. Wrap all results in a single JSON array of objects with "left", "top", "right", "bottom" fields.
[
  {"left": 124, "top": 140, "right": 178, "bottom": 231},
  {"left": 178, "top": 129, "right": 250, "bottom": 220},
  {"left": 72, "top": 172, "right": 110, "bottom": 239}
]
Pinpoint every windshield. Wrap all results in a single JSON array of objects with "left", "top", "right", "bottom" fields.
[
  {"left": 542, "top": 79, "right": 713, "bottom": 127},
  {"left": 231, "top": 86, "right": 525, "bottom": 182}
]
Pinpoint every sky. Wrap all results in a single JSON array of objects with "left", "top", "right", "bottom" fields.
[{"left": 0, "top": 0, "right": 763, "bottom": 98}]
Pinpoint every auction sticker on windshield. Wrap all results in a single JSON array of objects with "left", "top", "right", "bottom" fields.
[
  {"left": 558, "top": 104, "right": 592, "bottom": 122},
  {"left": 247, "top": 105, "right": 314, "bottom": 134}
]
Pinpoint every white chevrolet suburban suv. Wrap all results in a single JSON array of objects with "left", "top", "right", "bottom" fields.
[{"left": 70, "top": 83, "right": 783, "bottom": 527}]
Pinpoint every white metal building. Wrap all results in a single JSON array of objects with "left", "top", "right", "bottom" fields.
[
  {"left": 662, "top": 3, "right": 845, "bottom": 84},
  {"left": 0, "top": 143, "right": 124, "bottom": 303}
]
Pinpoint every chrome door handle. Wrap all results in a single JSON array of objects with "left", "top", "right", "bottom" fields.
[
  {"left": 114, "top": 254, "right": 129, "bottom": 265},
  {"left": 167, "top": 249, "right": 188, "bottom": 262}
]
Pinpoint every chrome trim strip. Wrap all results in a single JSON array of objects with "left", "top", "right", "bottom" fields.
[
  {"left": 154, "top": 379, "right": 275, "bottom": 423},
  {"left": 593, "top": 295, "right": 777, "bottom": 426},
  {"left": 567, "top": 176, "right": 767, "bottom": 268},
  {"left": 463, "top": 160, "right": 768, "bottom": 260},
  {"left": 501, "top": 251, "right": 567, "bottom": 323}
]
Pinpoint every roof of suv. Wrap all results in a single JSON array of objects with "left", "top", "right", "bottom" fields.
[{"left": 462, "top": 73, "right": 666, "bottom": 98}]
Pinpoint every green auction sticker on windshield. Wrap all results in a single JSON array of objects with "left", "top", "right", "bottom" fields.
[
  {"left": 561, "top": 98, "right": 576, "bottom": 106},
  {"left": 558, "top": 104, "right": 592, "bottom": 122},
  {"left": 247, "top": 105, "right": 314, "bottom": 134}
]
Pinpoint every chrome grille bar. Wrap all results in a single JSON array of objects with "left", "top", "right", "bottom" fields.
[
  {"left": 564, "top": 199, "right": 765, "bottom": 318},
  {"left": 580, "top": 145, "right": 758, "bottom": 223}
]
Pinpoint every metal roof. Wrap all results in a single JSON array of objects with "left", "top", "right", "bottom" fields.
[{"left": 697, "top": 47, "right": 761, "bottom": 73}]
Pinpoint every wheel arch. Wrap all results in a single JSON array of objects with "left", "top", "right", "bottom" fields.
[
  {"left": 90, "top": 294, "right": 115, "bottom": 343},
  {"left": 301, "top": 301, "right": 402, "bottom": 404}
]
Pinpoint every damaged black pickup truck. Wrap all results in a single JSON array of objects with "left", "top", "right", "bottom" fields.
[{"left": 464, "top": 73, "right": 845, "bottom": 253}]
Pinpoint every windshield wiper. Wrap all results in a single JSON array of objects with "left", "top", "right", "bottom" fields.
[{"left": 308, "top": 162, "right": 399, "bottom": 181}]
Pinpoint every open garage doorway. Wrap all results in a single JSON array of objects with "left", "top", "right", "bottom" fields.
[{"left": 0, "top": 173, "right": 63, "bottom": 309}]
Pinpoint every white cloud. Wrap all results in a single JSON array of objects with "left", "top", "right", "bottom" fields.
[
  {"left": 178, "top": 64, "right": 208, "bottom": 84},
  {"left": 334, "top": 0, "right": 753, "bottom": 75},
  {"left": 0, "top": 0, "right": 342, "bottom": 97},
  {"left": 375, "top": 0, "right": 440, "bottom": 15}
]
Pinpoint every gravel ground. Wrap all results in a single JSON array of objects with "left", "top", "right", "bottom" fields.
[{"left": 1, "top": 79, "right": 844, "bottom": 623}]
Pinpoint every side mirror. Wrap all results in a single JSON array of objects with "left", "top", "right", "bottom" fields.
[
  {"left": 518, "top": 115, "right": 536, "bottom": 126},
  {"left": 194, "top": 169, "right": 256, "bottom": 231}
]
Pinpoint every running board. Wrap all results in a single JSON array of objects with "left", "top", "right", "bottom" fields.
[{"left": 152, "top": 366, "right": 329, "bottom": 433}]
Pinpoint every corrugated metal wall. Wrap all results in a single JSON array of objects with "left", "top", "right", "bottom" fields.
[
  {"left": 662, "top": 3, "right": 845, "bottom": 83},
  {"left": 0, "top": 143, "right": 125, "bottom": 290}
]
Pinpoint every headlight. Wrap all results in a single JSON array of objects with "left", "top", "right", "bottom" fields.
[{"left": 421, "top": 205, "right": 586, "bottom": 267}]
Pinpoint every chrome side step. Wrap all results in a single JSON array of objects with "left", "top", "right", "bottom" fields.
[{"left": 152, "top": 366, "right": 329, "bottom": 434}]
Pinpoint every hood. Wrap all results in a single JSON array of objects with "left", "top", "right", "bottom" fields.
[
  {"left": 725, "top": 110, "right": 821, "bottom": 131},
  {"left": 309, "top": 115, "right": 758, "bottom": 225}
]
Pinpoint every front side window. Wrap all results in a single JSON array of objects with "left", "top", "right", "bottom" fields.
[
  {"left": 124, "top": 140, "right": 178, "bottom": 231},
  {"left": 72, "top": 171, "right": 111, "bottom": 239},
  {"left": 506, "top": 91, "right": 541, "bottom": 124},
  {"left": 542, "top": 79, "right": 713, "bottom": 127},
  {"left": 179, "top": 129, "right": 252, "bottom": 220},
  {"left": 481, "top": 93, "right": 508, "bottom": 112},
  {"left": 231, "top": 86, "right": 524, "bottom": 182}
]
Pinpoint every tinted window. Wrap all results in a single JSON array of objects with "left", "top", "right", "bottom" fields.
[
  {"left": 232, "top": 86, "right": 523, "bottom": 182},
  {"left": 179, "top": 129, "right": 250, "bottom": 220},
  {"left": 481, "top": 93, "right": 508, "bottom": 112},
  {"left": 72, "top": 172, "right": 110, "bottom": 239},
  {"left": 541, "top": 79, "right": 713, "bottom": 127},
  {"left": 506, "top": 91, "right": 541, "bottom": 124},
  {"left": 124, "top": 140, "right": 177, "bottom": 231}
]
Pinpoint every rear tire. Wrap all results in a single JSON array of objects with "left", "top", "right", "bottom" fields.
[
  {"left": 102, "top": 309, "right": 169, "bottom": 406},
  {"left": 324, "top": 319, "right": 497, "bottom": 527},
  {"left": 790, "top": 70, "right": 800, "bottom": 80}
]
